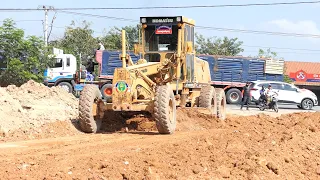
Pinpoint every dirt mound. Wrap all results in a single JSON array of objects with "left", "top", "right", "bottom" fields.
[
  {"left": 0, "top": 107, "right": 319, "bottom": 179},
  {"left": 0, "top": 80, "right": 78, "bottom": 138}
]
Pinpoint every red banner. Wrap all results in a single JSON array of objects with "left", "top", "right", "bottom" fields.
[{"left": 289, "top": 70, "right": 320, "bottom": 82}]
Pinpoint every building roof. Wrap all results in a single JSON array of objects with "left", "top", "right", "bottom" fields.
[{"left": 285, "top": 61, "right": 320, "bottom": 74}]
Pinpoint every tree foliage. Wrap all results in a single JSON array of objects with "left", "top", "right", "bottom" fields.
[
  {"left": 101, "top": 25, "right": 140, "bottom": 50},
  {"left": 195, "top": 33, "right": 244, "bottom": 56},
  {"left": 257, "top": 48, "right": 292, "bottom": 83},
  {"left": 0, "top": 19, "right": 52, "bottom": 86},
  {"left": 49, "top": 20, "right": 98, "bottom": 64}
]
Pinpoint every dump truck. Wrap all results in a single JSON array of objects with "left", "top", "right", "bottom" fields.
[
  {"left": 78, "top": 16, "right": 227, "bottom": 134},
  {"left": 197, "top": 55, "right": 285, "bottom": 104}
]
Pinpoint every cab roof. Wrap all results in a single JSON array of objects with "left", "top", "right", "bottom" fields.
[{"left": 140, "top": 16, "right": 195, "bottom": 26}]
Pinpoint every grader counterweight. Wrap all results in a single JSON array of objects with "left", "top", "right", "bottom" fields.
[{"left": 78, "top": 16, "right": 226, "bottom": 134}]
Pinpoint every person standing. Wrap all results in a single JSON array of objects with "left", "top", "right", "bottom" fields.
[{"left": 240, "top": 82, "right": 251, "bottom": 110}]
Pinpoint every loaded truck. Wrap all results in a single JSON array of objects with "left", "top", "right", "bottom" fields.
[
  {"left": 43, "top": 48, "right": 139, "bottom": 102},
  {"left": 87, "top": 52, "right": 285, "bottom": 105},
  {"left": 44, "top": 49, "right": 285, "bottom": 105}
]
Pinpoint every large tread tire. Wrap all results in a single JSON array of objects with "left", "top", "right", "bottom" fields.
[
  {"left": 226, "top": 88, "right": 242, "bottom": 104},
  {"left": 216, "top": 88, "right": 227, "bottom": 120},
  {"left": 154, "top": 85, "right": 176, "bottom": 134},
  {"left": 79, "top": 84, "right": 102, "bottom": 133},
  {"left": 199, "top": 85, "right": 217, "bottom": 115}
]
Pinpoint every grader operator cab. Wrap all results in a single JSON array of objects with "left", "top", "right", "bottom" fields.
[{"left": 78, "top": 16, "right": 226, "bottom": 134}]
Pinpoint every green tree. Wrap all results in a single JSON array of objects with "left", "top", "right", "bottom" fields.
[
  {"left": 195, "top": 33, "right": 244, "bottom": 55},
  {"left": 0, "top": 19, "right": 52, "bottom": 86},
  {"left": 258, "top": 48, "right": 278, "bottom": 59},
  {"left": 101, "top": 25, "right": 141, "bottom": 50},
  {"left": 49, "top": 20, "right": 98, "bottom": 65}
]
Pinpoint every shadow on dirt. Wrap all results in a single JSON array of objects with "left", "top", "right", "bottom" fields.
[{"left": 70, "top": 111, "right": 158, "bottom": 135}]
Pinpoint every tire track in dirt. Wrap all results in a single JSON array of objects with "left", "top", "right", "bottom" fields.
[{"left": 0, "top": 109, "right": 319, "bottom": 179}]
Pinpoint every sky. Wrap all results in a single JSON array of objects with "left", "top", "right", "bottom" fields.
[{"left": 1, "top": 0, "right": 320, "bottom": 62}]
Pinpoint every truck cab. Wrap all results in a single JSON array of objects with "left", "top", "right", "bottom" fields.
[{"left": 44, "top": 51, "right": 78, "bottom": 93}]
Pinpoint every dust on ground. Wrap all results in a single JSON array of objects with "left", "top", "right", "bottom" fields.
[{"left": 0, "top": 81, "right": 319, "bottom": 179}]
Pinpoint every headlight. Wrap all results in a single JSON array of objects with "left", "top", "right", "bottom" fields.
[{"left": 141, "top": 18, "right": 146, "bottom": 23}]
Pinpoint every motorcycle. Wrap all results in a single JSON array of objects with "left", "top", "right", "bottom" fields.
[{"left": 258, "top": 93, "right": 279, "bottom": 113}]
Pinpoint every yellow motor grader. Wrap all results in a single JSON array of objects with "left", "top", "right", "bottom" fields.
[{"left": 78, "top": 16, "right": 226, "bottom": 134}]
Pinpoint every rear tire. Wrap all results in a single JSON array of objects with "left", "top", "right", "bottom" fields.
[
  {"left": 79, "top": 85, "right": 102, "bottom": 133},
  {"left": 216, "top": 88, "right": 226, "bottom": 120},
  {"left": 57, "top": 82, "right": 73, "bottom": 93},
  {"left": 199, "top": 85, "right": 217, "bottom": 115},
  {"left": 154, "top": 85, "right": 176, "bottom": 134},
  {"left": 226, "top": 88, "right": 242, "bottom": 104}
]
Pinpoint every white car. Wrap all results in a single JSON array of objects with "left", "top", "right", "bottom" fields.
[{"left": 250, "top": 80, "right": 318, "bottom": 110}]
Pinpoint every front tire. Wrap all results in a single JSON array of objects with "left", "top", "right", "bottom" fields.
[
  {"left": 57, "top": 82, "right": 73, "bottom": 93},
  {"left": 154, "top": 85, "right": 176, "bottom": 134},
  {"left": 79, "top": 85, "right": 102, "bottom": 133}
]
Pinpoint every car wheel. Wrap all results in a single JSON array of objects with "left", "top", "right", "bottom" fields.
[{"left": 301, "top": 99, "right": 314, "bottom": 110}]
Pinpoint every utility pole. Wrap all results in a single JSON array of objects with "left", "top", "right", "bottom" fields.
[{"left": 39, "top": 5, "right": 54, "bottom": 46}]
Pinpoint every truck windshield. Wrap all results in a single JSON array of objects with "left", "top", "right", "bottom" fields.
[
  {"left": 54, "top": 58, "right": 63, "bottom": 68},
  {"left": 144, "top": 25, "right": 178, "bottom": 52}
]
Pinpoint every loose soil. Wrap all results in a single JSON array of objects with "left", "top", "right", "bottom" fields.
[{"left": 0, "top": 81, "right": 319, "bottom": 179}]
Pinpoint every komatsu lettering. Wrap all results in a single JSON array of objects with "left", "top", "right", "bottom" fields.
[{"left": 152, "top": 18, "right": 174, "bottom": 23}]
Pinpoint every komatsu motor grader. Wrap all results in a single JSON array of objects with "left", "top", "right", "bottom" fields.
[{"left": 78, "top": 16, "right": 226, "bottom": 134}]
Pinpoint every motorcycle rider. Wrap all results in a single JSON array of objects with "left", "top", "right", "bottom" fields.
[
  {"left": 266, "top": 84, "right": 278, "bottom": 105},
  {"left": 259, "top": 86, "right": 267, "bottom": 103}
]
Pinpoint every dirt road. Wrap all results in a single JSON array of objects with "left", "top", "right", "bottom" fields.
[{"left": 0, "top": 109, "right": 319, "bottom": 179}]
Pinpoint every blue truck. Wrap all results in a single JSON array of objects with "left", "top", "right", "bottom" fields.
[{"left": 44, "top": 50, "right": 284, "bottom": 104}]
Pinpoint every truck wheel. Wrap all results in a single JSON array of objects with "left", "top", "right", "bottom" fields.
[
  {"left": 226, "top": 88, "right": 242, "bottom": 104},
  {"left": 199, "top": 85, "right": 217, "bottom": 115},
  {"left": 79, "top": 85, "right": 102, "bottom": 133},
  {"left": 216, "top": 88, "right": 226, "bottom": 120},
  {"left": 100, "top": 83, "right": 113, "bottom": 103},
  {"left": 57, "top": 82, "right": 73, "bottom": 93},
  {"left": 154, "top": 85, "right": 176, "bottom": 134}
]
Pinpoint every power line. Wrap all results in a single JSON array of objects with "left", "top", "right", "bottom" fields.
[
  {"left": 242, "top": 45, "right": 320, "bottom": 52},
  {"left": 0, "top": 19, "right": 42, "bottom": 22},
  {"left": 196, "top": 26, "right": 320, "bottom": 38},
  {"left": 0, "top": 1, "right": 319, "bottom": 11},
  {"left": 59, "top": 11, "right": 137, "bottom": 22},
  {"left": 244, "top": 50, "right": 320, "bottom": 54},
  {"left": 56, "top": 11, "right": 320, "bottom": 39}
]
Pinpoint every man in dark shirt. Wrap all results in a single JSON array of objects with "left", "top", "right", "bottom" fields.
[{"left": 240, "top": 82, "right": 251, "bottom": 110}]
